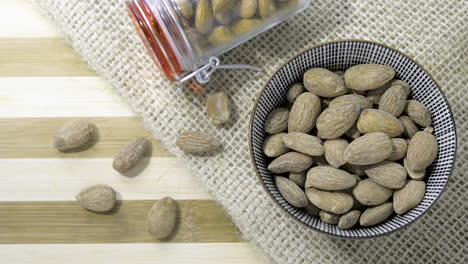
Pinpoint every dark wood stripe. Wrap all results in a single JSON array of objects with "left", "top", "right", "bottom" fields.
[
  {"left": 0, "top": 38, "right": 95, "bottom": 76},
  {"left": 0, "top": 117, "right": 173, "bottom": 158},
  {"left": 0, "top": 200, "right": 242, "bottom": 244}
]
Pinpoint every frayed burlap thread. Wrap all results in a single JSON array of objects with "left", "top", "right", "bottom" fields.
[{"left": 32, "top": 0, "right": 467, "bottom": 263}]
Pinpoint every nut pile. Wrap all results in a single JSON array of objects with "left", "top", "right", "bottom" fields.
[
  {"left": 176, "top": 0, "right": 299, "bottom": 51},
  {"left": 264, "top": 64, "right": 439, "bottom": 229}
]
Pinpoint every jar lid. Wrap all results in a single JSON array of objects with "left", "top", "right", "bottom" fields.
[{"left": 128, "top": 0, "right": 183, "bottom": 81}]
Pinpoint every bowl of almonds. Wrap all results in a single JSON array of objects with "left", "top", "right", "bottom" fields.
[{"left": 249, "top": 40, "right": 457, "bottom": 238}]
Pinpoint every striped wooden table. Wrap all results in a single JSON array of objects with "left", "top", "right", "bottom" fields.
[{"left": 0, "top": 1, "right": 269, "bottom": 263}]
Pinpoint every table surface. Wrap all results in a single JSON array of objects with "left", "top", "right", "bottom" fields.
[{"left": 0, "top": 1, "right": 269, "bottom": 263}]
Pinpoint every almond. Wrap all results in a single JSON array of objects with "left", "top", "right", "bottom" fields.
[
  {"left": 406, "top": 130, "right": 438, "bottom": 171},
  {"left": 343, "top": 132, "right": 393, "bottom": 165},
  {"left": 352, "top": 179, "right": 393, "bottom": 206},
  {"left": 365, "top": 161, "right": 407, "bottom": 189},
  {"left": 379, "top": 85, "right": 407, "bottom": 117},
  {"left": 287, "top": 83, "right": 306, "bottom": 104},
  {"left": 316, "top": 103, "right": 361, "bottom": 139},
  {"left": 208, "top": 26, "right": 235, "bottom": 45},
  {"left": 391, "top": 80, "right": 411, "bottom": 97},
  {"left": 393, "top": 180, "right": 426, "bottom": 215},
  {"left": 324, "top": 139, "right": 349, "bottom": 168},
  {"left": 206, "top": 90, "right": 231, "bottom": 125},
  {"left": 275, "top": 176, "right": 308, "bottom": 207},
  {"left": 338, "top": 210, "right": 361, "bottom": 229},
  {"left": 232, "top": 19, "right": 262, "bottom": 35},
  {"left": 146, "top": 197, "right": 177, "bottom": 239},
  {"left": 53, "top": 119, "right": 96, "bottom": 151},
  {"left": 404, "top": 100, "right": 432, "bottom": 127},
  {"left": 263, "top": 133, "right": 289, "bottom": 157},
  {"left": 195, "top": 0, "right": 213, "bottom": 34},
  {"left": 76, "top": 184, "right": 116, "bottom": 213},
  {"left": 319, "top": 211, "right": 340, "bottom": 224},
  {"left": 359, "top": 202, "right": 394, "bottom": 226},
  {"left": 240, "top": 0, "right": 257, "bottom": 18},
  {"left": 215, "top": 10, "right": 232, "bottom": 25},
  {"left": 175, "top": 131, "right": 222, "bottom": 154},
  {"left": 288, "top": 92, "right": 321, "bottom": 133},
  {"left": 344, "top": 64, "right": 395, "bottom": 91},
  {"left": 264, "top": 107, "right": 289, "bottom": 134},
  {"left": 283, "top": 132, "right": 324, "bottom": 156},
  {"left": 329, "top": 94, "right": 372, "bottom": 110},
  {"left": 268, "top": 152, "right": 313, "bottom": 173},
  {"left": 306, "top": 188, "right": 354, "bottom": 214},
  {"left": 289, "top": 171, "right": 307, "bottom": 188},
  {"left": 303, "top": 68, "right": 347, "bottom": 97},
  {"left": 404, "top": 158, "right": 426, "bottom": 180},
  {"left": 259, "top": 0, "right": 276, "bottom": 19},
  {"left": 387, "top": 138, "right": 408, "bottom": 161},
  {"left": 305, "top": 166, "right": 357, "bottom": 191},
  {"left": 213, "top": 0, "right": 237, "bottom": 14},
  {"left": 176, "top": 0, "right": 193, "bottom": 19},
  {"left": 399, "top": 115, "right": 419, "bottom": 138},
  {"left": 357, "top": 109, "right": 404, "bottom": 137},
  {"left": 113, "top": 138, "right": 149, "bottom": 173}
]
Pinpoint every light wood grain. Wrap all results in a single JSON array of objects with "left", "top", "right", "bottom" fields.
[
  {"left": 0, "top": 77, "right": 133, "bottom": 117},
  {"left": 0, "top": 117, "right": 174, "bottom": 158},
  {"left": 0, "top": 158, "right": 210, "bottom": 201},
  {"left": 0, "top": 200, "right": 240, "bottom": 244},
  {"left": 0, "top": 243, "right": 271, "bottom": 264},
  {"left": 0, "top": 0, "right": 60, "bottom": 38},
  {"left": 0, "top": 38, "right": 95, "bottom": 76}
]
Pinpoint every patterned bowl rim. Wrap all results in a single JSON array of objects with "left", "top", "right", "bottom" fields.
[{"left": 248, "top": 39, "right": 458, "bottom": 239}]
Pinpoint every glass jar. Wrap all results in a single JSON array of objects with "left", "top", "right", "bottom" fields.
[{"left": 128, "top": 0, "right": 311, "bottom": 91}]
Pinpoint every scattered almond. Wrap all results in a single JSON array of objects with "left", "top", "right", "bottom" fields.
[
  {"left": 329, "top": 94, "right": 372, "bottom": 110},
  {"left": 147, "top": 197, "right": 177, "bottom": 239},
  {"left": 195, "top": 0, "right": 213, "bottom": 34},
  {"left": 316, "top": 103, "right": 361, "bottom": 139},
  {"left": 338, "top": 210, "right": 361, "bottom": 229},
  {"left": 206, "top": 90, "right": 231, "bottom": 125},
  {"left": 53, "top": 119, "right": 96, "bottom": 151},
  {"left": 319, "top": 211, "right": 340, "bottom": 224},
  {"left": 239, "top": 0, "right": 258, "bottom": 18},
  {"left": 379, "top": 85, "right": 407, "bottom": 117},
  {"left": 176, "top": 131, "right": 222, "bottom": 154},
  {"left": 287, "top": 83, "right": 306, "bottom": 104},
  {"left": 387, "top": 138, "right": 408, "bottom": 161},
  {"left": 289, "top": 171, "right": 307, "bottom": 188},
  {"left": 76, "top": 184, "right": 116, "bottom": 213},
  {"left": 399, "top": 115, "right": 419, "bottom": 138},
  {"left": 113, "top": 138, "right": 149, "bottom": 173}
]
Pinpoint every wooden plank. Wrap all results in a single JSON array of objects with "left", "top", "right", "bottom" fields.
[
  {"left": 0, "top": 77, "right": 133, "bottom": 117},
  {"left": 0, "top": 38, "right": 95, "bottom": 76},
  {"left": 0, "top": 243, "right": 270, "bottom": 264},
  {"left": 0, "top": 200, "right": 241, "bottom": 244},
  {"left": 0, "top": 158, "right": 209, "bottom": 201},
  {"left": 0, "top": 117, "right": 173, "bottom": 158},
  {"left": 0, "top": 0, "right": 60, "bottom": 38}
]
